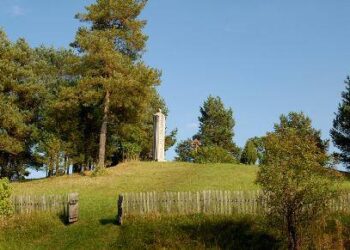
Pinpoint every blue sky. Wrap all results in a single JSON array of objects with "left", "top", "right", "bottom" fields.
[{"left": 1, "top": 0, "right": 350, "bottom": 169}]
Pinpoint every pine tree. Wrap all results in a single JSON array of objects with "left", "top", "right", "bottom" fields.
[
  {"left": 34, "top": 47, "right": 82, "bottom": 176},
  {"left": 0, "top": 30, "right": 47, "bottom": 179},
  {"left": 197, "top": 96, "right": 239, "bottom": 157},
  {"left": 331, "top": 77, "right": 350, "bottom": 169},
  {"left": 72, "top": 0, "right": 161, "bottom": 170}
]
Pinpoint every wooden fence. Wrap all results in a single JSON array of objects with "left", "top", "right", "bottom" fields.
[
  {"left": 118, "top": 190, "right": 350, "bottom": 219},
  {"left": 12, "top": 194, "right": 69, "bottom": 214}
]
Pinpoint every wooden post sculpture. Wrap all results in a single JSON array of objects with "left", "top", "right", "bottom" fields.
[{"left": 68, "top": 193, "right": 79, "bottom": 223}]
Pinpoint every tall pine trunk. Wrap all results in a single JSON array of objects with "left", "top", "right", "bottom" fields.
[{"left": 98, "top": 90, "right": 110, "bottom": 168}]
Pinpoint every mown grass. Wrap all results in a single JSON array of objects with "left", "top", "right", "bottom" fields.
[{"left": 0, "top": 161, "right": 349, "bottom": 249}]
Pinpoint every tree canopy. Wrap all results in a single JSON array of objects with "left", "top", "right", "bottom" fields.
[
  {"left": 0, "top": 0, "right": 175, "bottom": 179},
  {"left": 331, "top": 76, "right": 350, "bottom": 169},
  {"left": 176, "top": 96, "right": 239, "bottom": 163},
  {"left": 257, "top": 112, "right": 338, "bottom": 249}
]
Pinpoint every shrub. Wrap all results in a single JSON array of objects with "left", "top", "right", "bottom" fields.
[
  {"left": 175, "top": 139, "right": 196, "bottom": 162},
  {"left": 257, "top": 119, "right": 340, "bottom": 249},
  {"left": 0, "top": 178, "right": 13, "bottom": 217},
  {"left": 194, "top": 146, "right": 236, "bottom": 164}
]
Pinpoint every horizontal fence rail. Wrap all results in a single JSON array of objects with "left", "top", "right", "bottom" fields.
[
  {"left": 12, "top": 194, "right": 69, "bottom": 214},
  {"left": 119, "top": 191, "right": 350, "bottom": 218}
]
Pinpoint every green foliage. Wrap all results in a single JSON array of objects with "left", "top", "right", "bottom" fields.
[
  {"left": 240, "top": 139, "right": 258, "bottom": 165},
  {"left": 175, "top": 140, "right": 236, "bottom": 164},
  {"left": 0, "top": 30, "right": 47, "bottom": 179},
  {"left": 194, "top": 146, "right": 236, "bottom": 164},
  {"left": 72, "top": 0, "right": 162, "bottom": 168},
  {"left": 197, "top": 96, "right": 239, "bottom": 156},
  {"left": 0, "top": 178, "right": 13, "bottom": 217},
  {"left": 251, "top": 137, "right": 266, "bottom": 164},
  {"left": 175, "top": 139, "right": 196, "bottom": 162},
  {"left": 331, "top": 76, "right": 350, "bottom": 169},
  {"left": 0, "top": 1, "right": 173, "bottom": 177},
  {"left": 252, "top": 112, "right": 328, "bottom": 167},
  {"left": 176, "top": 96, "right": 239, "bottom": 163},
  {"left": 276, "top": 111, "right": 328, "bottom": 153},
  {"left": 165, "top": 128, "right": 178, "bottom": 152},
  {"left": 256, "top": 112, "right": 340, "bottom": 249},
  {"left": 118, "top": 142, "right": 142, "bottom": 161}
]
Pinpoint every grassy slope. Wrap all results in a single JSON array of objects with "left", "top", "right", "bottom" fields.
[{"left": 1, "top": 162, "right": 349, "bottom": 249}]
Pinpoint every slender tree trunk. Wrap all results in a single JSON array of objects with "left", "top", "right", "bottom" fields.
[
  {"left": 64, "top": 156, "right": 69, "bottom": 175},
  {"left": 48, "top": 158, "right": 53, "bottom": 177},
  {"left": 287, "top": 213, "right": 300, "bottom": 250},
  {"left": 55, "top": 154, "right": 60, "bottom": 176},
  {"left": 98, "top": 90, "right": 110, "bottom": 168}
]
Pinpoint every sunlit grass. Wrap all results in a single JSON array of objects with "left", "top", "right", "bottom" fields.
[{"left": 1, "top": 161, "right": 349, "bottom": 249}]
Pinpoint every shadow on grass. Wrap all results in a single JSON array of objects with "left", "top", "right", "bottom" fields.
[
  {"left": 99, "top": 218, "right": 117, "bottom": 225},
  {"left": 180, "top": 218, "right": 279, "bottom": 249},
  {"left": 59, "top": 212, "right": 69, "bottom": 225},
  {"left": 115, "top": 215, "right": 281, "bottom": 249}
]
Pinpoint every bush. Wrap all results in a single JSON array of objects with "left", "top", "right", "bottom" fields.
[
  {"left": 257, "top": 121, "right": 339, "bottom": 249},
  {"left": 0, "top": 178, "right": 13, "bottom": 217},
  {"left": 194, "top": 146, "right": 236, "bottom": 164},
  {"left": 175, "top": 139, "right": 196, "bottom": 162}
]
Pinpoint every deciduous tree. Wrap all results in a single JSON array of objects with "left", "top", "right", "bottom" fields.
[{"left": 257, "top": 113, "right": 339, "bottom": 250}]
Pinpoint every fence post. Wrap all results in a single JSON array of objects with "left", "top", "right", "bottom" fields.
[{"left": 117, "top": 194, "right": 124, "bottom": 225}]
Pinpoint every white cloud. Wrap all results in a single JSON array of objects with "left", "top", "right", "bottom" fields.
[{"left": 11, "top": 5, "right": 25, "bottom": 16}]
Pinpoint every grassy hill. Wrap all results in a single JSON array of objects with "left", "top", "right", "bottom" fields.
[{"left": 1, "top": 162, "right": 349, "bottom": 249}]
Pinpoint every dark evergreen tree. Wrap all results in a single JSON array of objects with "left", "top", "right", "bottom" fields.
[
  {"left": 0, "top": 31, "right": 47, "bottom": 179},
  {"left": 331, "top": 77, "right": 350, "bottom": 169},
  {"left": 175, "top": 96, "right": 239, "bottom": 163},
  {"left": 197, "top": 96, "right": 239, "bottom": 158}
]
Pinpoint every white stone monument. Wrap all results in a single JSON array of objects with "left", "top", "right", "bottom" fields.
[{"left": 153, "top": 109, "right": 166, "bottom": 162}]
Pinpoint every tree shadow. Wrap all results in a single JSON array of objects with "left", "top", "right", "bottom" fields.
[
  {"left": 115, "top": 215, "right": 281, "bottom": 249},
  {"left": 99, "top": 218, "right": 117, "bottom": 225},
  {"left": 180, "top": 218, "right": 280, "bottom": 250}
]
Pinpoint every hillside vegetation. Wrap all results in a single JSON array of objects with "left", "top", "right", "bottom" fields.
[
  {"left": 1, "top": 162, "right": 349, "bottom": 249},
  {"left": 0, "top": 162, "right": 259, "bottom": 249}
]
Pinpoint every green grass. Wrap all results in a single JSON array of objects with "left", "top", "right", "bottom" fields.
[{"left": 0, "top": 161, "right": 349, "bottom": 249}]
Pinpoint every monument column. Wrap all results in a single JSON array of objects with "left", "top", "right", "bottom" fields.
[{"left": 153, "top": 109, "right": 166, "bottom": 162}]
